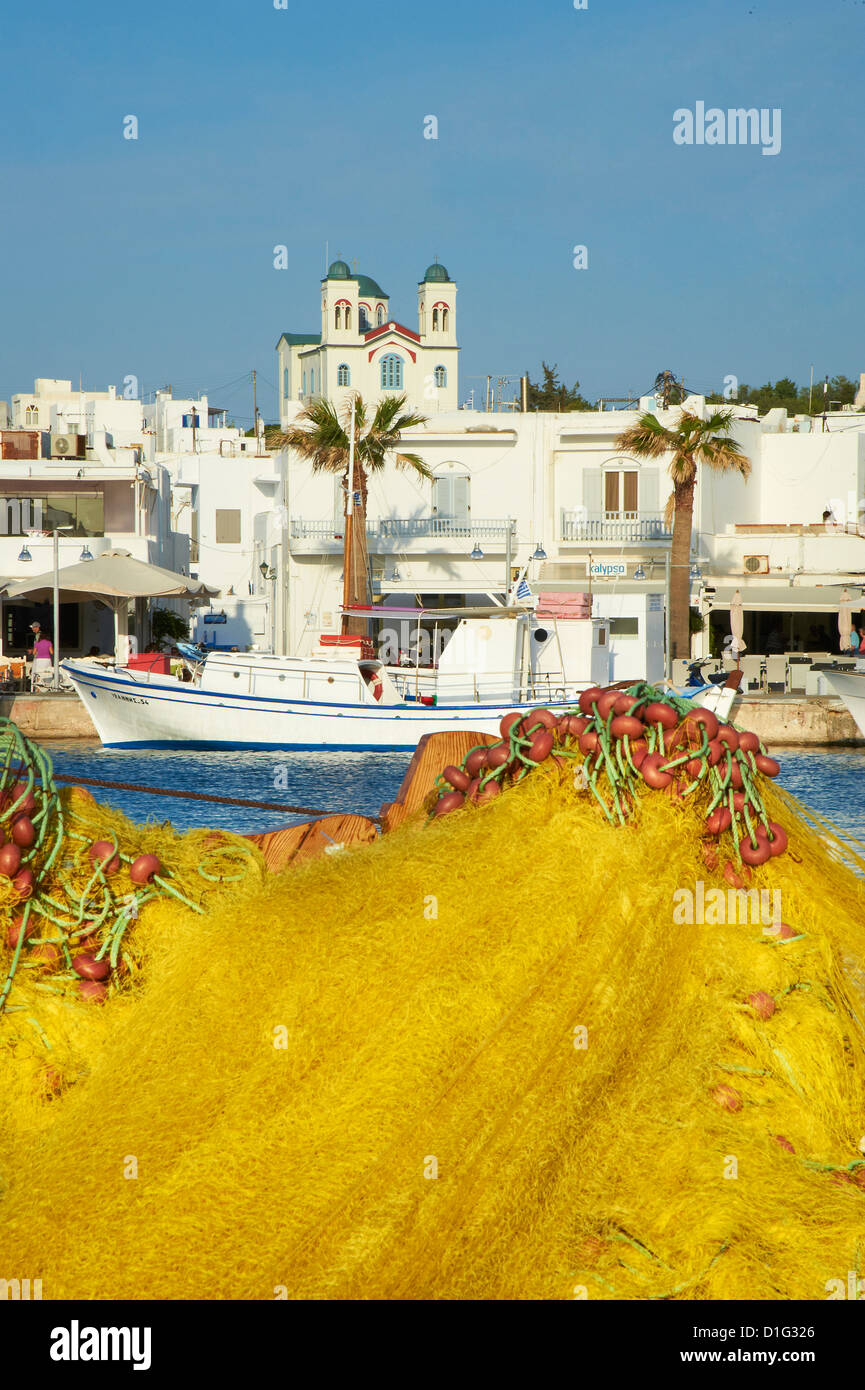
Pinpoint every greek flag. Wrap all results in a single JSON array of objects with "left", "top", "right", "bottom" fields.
[{"left": 515, "top": 577, "right": 532, "bottom": 601}]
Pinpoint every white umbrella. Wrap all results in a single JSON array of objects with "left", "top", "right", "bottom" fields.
[
  {"left": 839, "top": 588, "right": 854, "bottom": 653},
  {"left": 2, "top": 550, "right": 219, "bottom": 659},
  {"left": 729, "top": 589, "right": 746, "bottom": 667}
]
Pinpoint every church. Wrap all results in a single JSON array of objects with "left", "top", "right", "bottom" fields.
[{"left": 276, "top": 258, "right": 459, "bottom": 425}]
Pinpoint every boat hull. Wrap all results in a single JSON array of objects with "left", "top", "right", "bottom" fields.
[
  {"left": 821, "top": 668, "right": 865, "bottom": 740},
  {"left": 63, "top": 661, "right": 584, "bottom": 750}
]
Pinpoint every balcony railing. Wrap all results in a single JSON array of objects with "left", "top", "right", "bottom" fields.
[
  {"left": 561, "top": 511, "right": 671, "bottom": 542},
  {"left": 290, "top": 517, "right": 513, "bottom": 542}
]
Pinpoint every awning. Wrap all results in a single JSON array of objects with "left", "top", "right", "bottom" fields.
[
  {"left": 2, "top": 550, "right": 219, "bottom": 603},
  {"left": 705, "top": 583, "right": 865, "bottom": 612}
]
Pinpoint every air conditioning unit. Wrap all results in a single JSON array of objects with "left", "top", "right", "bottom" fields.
[
  {"left": 51, "top": 432, "right": 85, "bottom": 458},
  {"left": 743, "top": 555, "right": 769, "bottom": 575}
]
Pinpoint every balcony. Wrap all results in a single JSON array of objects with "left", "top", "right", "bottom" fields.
[
  {"left": 561, "top": 511, "right": 672, "bottom": 543},
  {"left": 289, "top": 516, "right": 514, "bottom": 554}
]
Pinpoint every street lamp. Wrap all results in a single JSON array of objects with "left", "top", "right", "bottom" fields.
[{"left": 21, "top": 526, "right": 73, "bottom": 689}]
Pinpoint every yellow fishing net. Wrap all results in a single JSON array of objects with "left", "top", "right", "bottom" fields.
[{"left": 1, "top": 754, "right": 863, "bottom": 1300}]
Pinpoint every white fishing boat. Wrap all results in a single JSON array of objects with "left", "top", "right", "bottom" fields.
[
  {"left": 818, "top": 661, "right": 865, "bottom": 740},
  {"left": 62, "top": 599, "right": 739, "bottom": 750},
  {"left": 62, "top": 605, "right": 609, "bottom": 750}
]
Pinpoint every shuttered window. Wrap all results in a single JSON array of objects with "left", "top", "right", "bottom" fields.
[
  {"left": 604, "top": 472, "right": 619, "bottom": 516},
  {"left": 215, "top": 509, "right": 241, "bottom": 544},
  {"left": 623, "top": 471, "right": 638, "bottom": 514}
]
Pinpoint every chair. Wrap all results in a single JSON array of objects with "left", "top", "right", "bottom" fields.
[
  {"left": 764, "top": 655, "right": 788, "bottom": 693},
  {"left": 739, "top": 655, "right": 765, "bottom": 693}
]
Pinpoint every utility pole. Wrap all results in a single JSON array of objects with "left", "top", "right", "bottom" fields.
[{"left": 252, "top": 369, "right": 261, "bottom": 452}]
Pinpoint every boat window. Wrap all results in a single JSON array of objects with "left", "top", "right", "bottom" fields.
[{"left": 609, "top": 617, "right": 639, "bottom": 638}]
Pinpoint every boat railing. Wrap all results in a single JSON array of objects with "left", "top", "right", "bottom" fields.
[{"left": 389, "top": 669, "right": 575, "bottom": 706}]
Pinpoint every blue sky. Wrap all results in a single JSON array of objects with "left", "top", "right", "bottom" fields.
[{"left": 1, "top": 0, "right": 862, "bottom": 422}]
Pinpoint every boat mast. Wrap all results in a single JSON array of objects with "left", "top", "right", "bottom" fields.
[{"left": 341, "top": 395, "right": 356, "bottom": 637}]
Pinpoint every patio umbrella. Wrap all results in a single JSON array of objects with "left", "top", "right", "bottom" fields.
[
  {"left": 729, "top": 589, "right": 746, "bottom": 668},
  {"left": 2, "top": 550, "right": 219, "bottom": 659},
  {"left": 838, "top": 588, "right": 854, "bottom": 653}
]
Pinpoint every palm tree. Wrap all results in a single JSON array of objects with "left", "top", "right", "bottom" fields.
[
  {"left": 274, "top": 392, "right": 431, "bottom": 635},
  {"left": 614, "top": 409, "right": 751, "bottom": 661}
]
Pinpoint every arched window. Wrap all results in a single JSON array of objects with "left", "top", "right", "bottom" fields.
[
  {"left": 337, "top": 364, "right": 350, "bottom": 386},
  {"left": 25, "top": 405, "right": 38, "bottom": 425},
  {"left": 380, "top": 354, "right": 403, "bottom": 390},
  {"left": 344, "top": 305, "right": 351, "bottom": 330},
  {"left": 283, "top": 367, "right": 289, "bottom": 399},
  {"left": 376, "top": 304, "right": 385, "bottom": 326},
  {"left": 432, "top": 307, "right": 439, "bottom": 331},
  {"left": 359, "top": 305, "right": 370, "bottom": 332},
  {"left": 434, "top": 365, "right": 446, "bottom": 388},
  {"left": 335, "top": 305, "right": 342, "bottom": 329},
  {"left": 442, "top": 308, "right": 449, "bottom": 331}
]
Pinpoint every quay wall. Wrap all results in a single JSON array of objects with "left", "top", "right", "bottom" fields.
[
  {"left": 735, "top": 697, "right": 862, "bottom": 746},
  {"left": 0, "top": 695, "right": 98, "bottom": 739}
]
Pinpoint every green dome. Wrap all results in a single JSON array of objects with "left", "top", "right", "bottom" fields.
[
  {"left": 325, "top": 259, "right": 351, "bottom": 280},
  {"left": 422, "top": 261, "right": 450, "bottom": 283},
  {"left": 356, "top": 273, "right": 387, "bottom": 299}
]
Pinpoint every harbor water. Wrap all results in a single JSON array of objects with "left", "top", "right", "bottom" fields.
[{"left": 41, "top": 740, "right": 865, "bottom": 845}]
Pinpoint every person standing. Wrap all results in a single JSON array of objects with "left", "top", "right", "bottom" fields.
[{"left": 28, "top": 621, "right": 54, "bottom": 688}]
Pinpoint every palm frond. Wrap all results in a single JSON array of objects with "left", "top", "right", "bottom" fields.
[
  {"left": 614, "top": 414, "right": 674, "bottom": 459},
  {"left": 393, "top": 451, "right": 433, "bottom": 479}
]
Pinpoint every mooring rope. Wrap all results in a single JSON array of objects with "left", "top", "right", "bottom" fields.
[{"left": 50, "top": 773, "right": 384, "bottom": 824}]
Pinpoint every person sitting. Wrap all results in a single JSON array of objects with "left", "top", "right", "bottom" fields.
[{"left": 858, "top": 627, "right": 865, "bottom": 654}]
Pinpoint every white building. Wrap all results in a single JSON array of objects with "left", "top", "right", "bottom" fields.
[
  {"left": 11, "top": 378, "right": 144, "bottom": 449},
  {"left": 277, "top": 258, "right": 459, "bottom": 423},
  {"left": 279, "top": 393, "right": 865, "bottom": 666},
  {"left": 0, "top": 444, "right": 182, "bottom": 656}
]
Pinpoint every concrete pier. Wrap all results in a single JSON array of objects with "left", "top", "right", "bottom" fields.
[
  {"left": 733, "top": 695, "right": 862, "bottom": 747},
  {"left": 0, "top": 694, "right": 98, "bottom": 739}
]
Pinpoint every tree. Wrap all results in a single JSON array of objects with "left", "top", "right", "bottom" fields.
[
  {"left": 274, "top": 392, "right": 431, "bottom": 635},
  {"left": 614, "top": 410, "right": 751, "bottom": 661},
  {"left": 526, "top": 362, "right": 593, "bottom": 412},
  {"left": 707, "top": 373, "right": 860, "bottom": 416},
  {"left": 150, "top": 606, "right": 189, "bottom": 649}
]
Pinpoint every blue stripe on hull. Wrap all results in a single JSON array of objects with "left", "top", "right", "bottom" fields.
[{"left": 101, "top": 740, "right": 420, "bottom": 752}]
